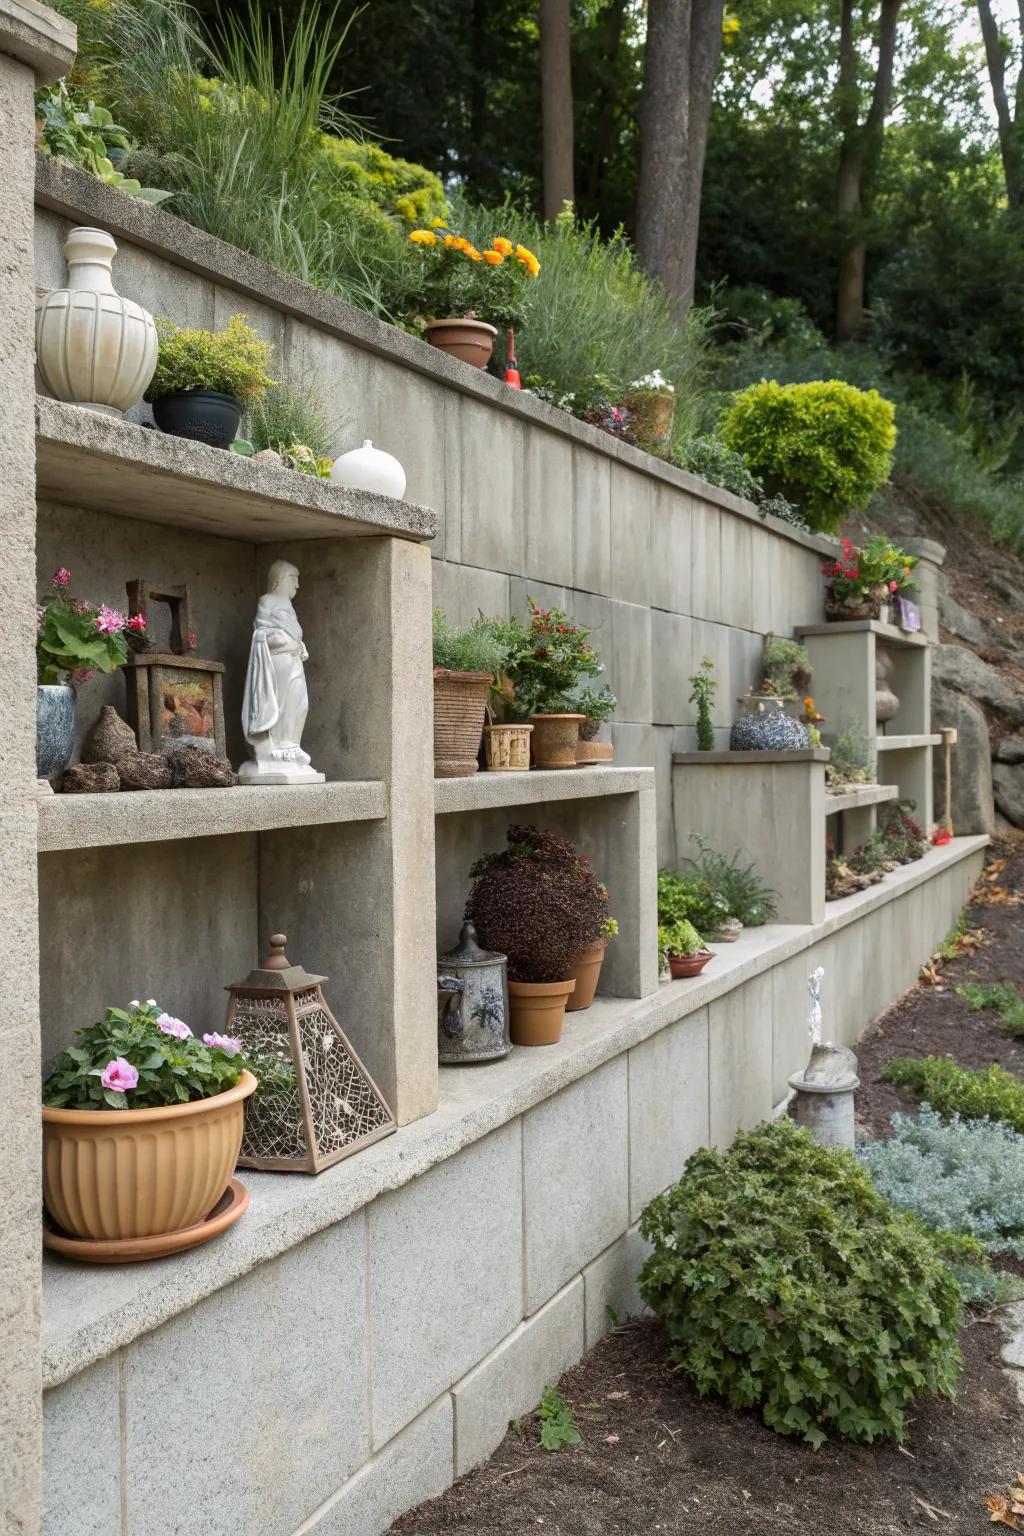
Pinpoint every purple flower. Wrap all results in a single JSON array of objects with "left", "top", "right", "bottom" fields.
[
  {"left": 52, "top": 567, "right": 71, "bottom": 589},
  {"left": 203, "top": 1032, "right": 242, "bottom": 1057},
  {"left": 95, "top": 605, "right": 126, "bottom": 635},
  {"left": 156, "top": 1012, "right": 192, "bottom": 1039},
  {"left": 71, "top": 668, "right": 94, "bottom": 686},
  {"left": 101, "top": 1057, "right": 139, "bottom": 1093}
]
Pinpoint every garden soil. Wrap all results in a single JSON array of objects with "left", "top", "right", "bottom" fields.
[{"left": 391, "top": 837, "right": 1024, "bottom": 1536}]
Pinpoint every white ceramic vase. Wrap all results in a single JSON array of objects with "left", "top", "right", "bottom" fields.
[
  {"left": 36, "top": 227, "right": 158, "bottom": 417},
  {"left": 330, "top": 439, "right": 407, "bottom": 499}
]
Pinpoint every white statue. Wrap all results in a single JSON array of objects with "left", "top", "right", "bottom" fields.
[
  {"left": 807, "top": 966, "right": 824, "bottom": 1047},
  {"left": 240, "top": 560, "right": 325, "bottom": 785}
]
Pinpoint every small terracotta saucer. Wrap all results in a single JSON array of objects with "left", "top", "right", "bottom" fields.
[{"left": 44, "top": 1178, "right": 250, "bottom": 1264}]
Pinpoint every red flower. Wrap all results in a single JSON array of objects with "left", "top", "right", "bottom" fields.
[
  {"left": 127, "top": 612, "right": 147, "bottom": 632},
  {"left": 52, "top": 567, "right": 71, "bottom": 588},
  {"left": 889, "top": 580, "right": 898, "bottom": 592}
]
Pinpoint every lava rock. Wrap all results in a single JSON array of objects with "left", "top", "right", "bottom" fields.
[
  {"left": 729, "top": 712, "right": 810, "bottom": 752},
  {"left": 82, "top": 705, "right": 137, "bottom": 764},
  {"left": 165, "top": 744, "right": 238, "bottom": 788},
  {"left": 61, "top": 761, "right": 120, "bottom": 793},
  {"left": 117, "top": 752, "right": 173, "bottom": 791},
  {"left": 931, "top": 682, "right": 995, "bottom": 835}
]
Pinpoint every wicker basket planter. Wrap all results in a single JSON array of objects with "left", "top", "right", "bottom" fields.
[
  {"left": 531, "top": 713, "right": 584, "bottom": 769},
  {"left": 483, "top": 722, "right": 533, "bottom": 771},
  {"left": 433, "top": 668, "right": 492, "bottom": 777}
]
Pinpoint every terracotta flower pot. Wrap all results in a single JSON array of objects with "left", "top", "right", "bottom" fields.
[
  {"left": 42, "top": 1070, "right": 257, "bottom": 1242},
  {"left": 530, "top": 713, "right": 585, "bottom": 769},
  {"left": 668, "top": 950, "right": 713, "bottom": 979},
  {"left": 508, "top": 979, "right": 576, "bottom": 1045},
  {"left": 566, "top": 939, "right": 605, "bottom": 1012},
  {"left": 483, "top": 722, "right": 533, "bottom": 771},
  {"left": 433, "top": 668, "right": 493, "bottom": 777},
  {"left": 575, "top": 739, "right": 614, "bottom": 765},
  {"left": 425, "top": 318, "right": 498, "bottom": 368}
]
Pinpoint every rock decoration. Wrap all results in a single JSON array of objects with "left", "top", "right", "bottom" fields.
[
  {"left": 117, "top": 753, "right": 174, "bottom": 791},
  {"left": 729, "top": 711, "right": 811, "bottom": 752},
  {"left": 83, "top": 705, "right": 138, "bottom": 764},
  {"left": 62, "top": 708, "right": 238, "bottom": 792},
  {"left": 167, "top": 744, "right": 238, "bottom": 788},
  {"left": 62, "top": 762, "right": 120, "bottom": 793}
]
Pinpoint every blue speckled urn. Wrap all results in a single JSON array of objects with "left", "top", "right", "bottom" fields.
[
  {"left": 730, "top": 707, "right": 810, "bottom": 752},
  {"left": 36, "top": 684, "right": 76, "bottom": 781}
]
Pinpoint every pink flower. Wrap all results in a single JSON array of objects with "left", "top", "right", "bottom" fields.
[
  {"left": 156, "top": 1012, "right": 192, "bottom": 1039},
  {"left": 52, "top": 567, "right": 71, "bottom": 588},
  {"left": 126, "top": 613, "right": 147, "bottom": 633},
  {"left": 187, "top": 630, "right": 197, "bottom": 649},
  {"left": 95, "top": 606, "right": 126, "bottom": 635},
  {"left": 71, "top": 668, "right": 94, "bottom": 685},
  {"left": 203, "top": 1032, "right": 242, "bottom": 1057},
  {"left": 889, "top": 580, "right": 899, "bottom": 592},
  {"left": 101, "top": 1057, "right": 139, "bottom": 1093}
]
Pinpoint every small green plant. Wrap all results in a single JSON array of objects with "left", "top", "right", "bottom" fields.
[
  {"left": 639, "top": 1119, "right": 963, "bottom": 1447},
  {"left": 146, "top": 314, "right": 276, "bottom": 405},
  {"left": 689, "top": 657, "right": 717, "bottom": 751},
  {"left": 537, "top": 1386, "right": 581, "bottom": 1452},
  {"left": 35, "top": 82, "right": 172, "bottom": 203},
  {"left": 657, "top": 918, "right": 706, "bottom": 965},
  {"left": 884, "top": 1056, "right": 1024, "bottom": 1135},
  {"left": 681, "top": 834, "right": 777, "bottom": 927},
  {"left": 826, "top": 722, "right": 871, "bottom": 787},
  {"left": 681, "top": 434, "right": 760, "bottom": 500},
  {"left": 405, "top": 224, "right": 541, "bottom": 330},
  {"left": 657, "top": 868, "right": 728, "bottom": 939},
  {"left": 242, "top": 380, "right": 335, "bottom": 473},
  {"left": 721, "top": 379, "right": 897, "bottom": 535},
  {"left": 936, "top": 913, "right": 970, "bottom": 964},
  {"left": 761, "top": 634, "right": 812, "bottom": 698},
  {"left": 566, "top": 682, "right": 617, "bottom": 725},
  {"left": 878, "top": 802, "right": 928, "bottom": 864},
  {"left": 957, "top": 982, "right": 1024, "bottom": 1035},
  {"left": 432, "top": 609, "right": 510, "bottom": 677}
]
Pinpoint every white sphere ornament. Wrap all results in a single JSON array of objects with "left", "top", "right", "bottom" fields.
[
  {"left": 330, "top": 439, "right": 407, "bottom": 499},
  {"left": 35, "top": 227, "right": 157, "bottom": 417}
]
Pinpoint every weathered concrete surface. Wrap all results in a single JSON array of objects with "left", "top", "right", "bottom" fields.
[{"left": 0, "top": 0, "right": 73, "bottom": 81}]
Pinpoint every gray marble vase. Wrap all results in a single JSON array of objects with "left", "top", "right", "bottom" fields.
[{"left": 36, "top": 684, "right": 76, "bottom": 781}]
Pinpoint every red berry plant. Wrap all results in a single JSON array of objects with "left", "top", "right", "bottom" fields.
[{"left": 465, "top": 825, "right": 609, "bottom": 982}]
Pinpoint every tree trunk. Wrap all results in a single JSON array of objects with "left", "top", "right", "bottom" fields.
[
  {"left": 540, "top": 0, "right": 575, "bottom": 220},
  {"left": 636, "top": 0, "right": 724, "bottom": 315},
  {"left": 581, "top": 0, "right": 627, "bottom": 209},
  {"left": 977, "top": 0, "right": 1023, "bottom": 209}
]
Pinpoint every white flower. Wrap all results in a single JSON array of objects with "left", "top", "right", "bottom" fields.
[
  {"left": 128, "top": 999, "right": 141, "bottom": 1009},
  {"left": 629, "top": 369, "right": 674, "bottom": 394},
  {"left": 146, "top": 998, "right": 157, "bottom": 1007}
]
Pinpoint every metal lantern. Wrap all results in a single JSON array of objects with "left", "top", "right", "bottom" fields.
[
  {"left": 226, "top": 934, "right": 395, "bottom": 1173},
  {"left": 436, "top": 922, "right": 511, "bottom": 1065}
]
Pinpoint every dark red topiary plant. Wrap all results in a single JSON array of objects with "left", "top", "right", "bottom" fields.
[{"left": 465, "top": 825, "right": 608, "bottom": 983}]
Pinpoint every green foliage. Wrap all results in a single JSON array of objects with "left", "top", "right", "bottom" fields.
[
  {"left": 36, "top": 569, "right": 133, "bottom": 685},
  {"left": 860, "top": 1105, "right": 1024, "bottom": 1259},
  {"left": 42, "top": 1001, "right": 248, "bottom": 1110},
  {"left": 147, "top": 314, "right": 275, "bottom": 404},
  {"left": 431, "top": 609, "right": 510, "bottom": 677},
  {"left": 243, "top": 380, "right": 335, "bottom": 463},
  {"left": 319, "top": 135, "right": 446, "bottom": 225},
  {"left": 878, "top": 802, "right": 927, "bottom": 864},
  {"left": 689, "top": 657, "right": 717, "bottom": 752},
  {"left": 657, "top": 918, "right": 706, "bottom": 964},
  {"left": 502, "top": 599, "right": 604, "bottom": 719},
  {"left": 721, "top": 379, "right": 897, "bottom": 534},
  {"left": 761, "top": 634, "right": 812, "bottom": 698},
  {"left": 537, "top": 1386, "right": 581, "bottom": 1452},
  {"left": 405, "top": 224, "right": 541, "bottom": 330},
  {"left": 35, "top": 79, "right": 172, "bottom": 202},
  {"left": 826, "top": 723, "right": 871, "bottom": 786},
  {"left": 957, "top": 983, "right": 1024, "bottom": 1036},
  {"left": 657, "top": 868, "right": 729, "bottom": 939},
  {"left": 680, "top": 434, "right": 760, "bottom": 500},
  {"left": 567, "top": 682, "right": 617, "bottom": 725},
  {"left": 935, "top": 913, "right": 970, "bottom": 964},
  {"left": 680, "top": 834, "right": 777, "bottom": 927},
  {"left": 639, "top": 1119, "right": 963, "bottom": 1447},
  {"left": 884, "top": 1057, "right": 1024, "bottom": 1137}
]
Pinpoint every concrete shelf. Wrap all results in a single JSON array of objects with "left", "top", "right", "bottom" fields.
[
  {"left": 35, "top": 397, "right": 438, "bottom": 544},
  {"left": 37, "top": 781, "right": 387, "bottom": 851},
  {"left": 824, "top": 783, "right": 900, "bottom": 816},
  {"left": 434, "top": 764, "right": 654, "bottom": 815},
  {"left": 876, "top": 734, "right": 942, "bottom": 751},
  {"left": 795, "top": 619, "right": 928, "bottom": 650}
]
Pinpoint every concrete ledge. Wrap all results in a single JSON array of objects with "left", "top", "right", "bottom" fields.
[
  {"left": 39, "top": 832, "right": 986, "bottom": 1390},
  {"left": 796, "top": 620, "right": 929, "bottom": 650},
  {"left": 0, "top": 0, "right": 76, "bottom": 83},
  {"left": 434, "top": 764, "right": 653, "bottom": 813},
  {"left": 37, "top": 781, "right": 388, "bottom": 851},
  {"left": 824, "top": 783, "right": 900, "bottom": 816},
  {"left": 36, "top": 396, "right": 438, "bottom": 544},
  {"left": 876, "top": 734, "right": 942, "bottom": 751},
  {"left": 673, "top": 748, "right": 830, "bottom": 765}
]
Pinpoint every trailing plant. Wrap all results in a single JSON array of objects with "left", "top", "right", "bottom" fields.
[
  {"left": 406, "top": 224, "right": 541, "bottom": 330},
  {"left": 42, "top": 999, "right": 249, "bottom": 1110},
  {"left": 639, "top": 1118, "right": 963, "bottom": 1447},
  {"left": 537, "top": 1386, "right": 580, "bottom": 1452},
  {"left": 761, "top": 634, "right": 812, "bottom": 698},
  {"left": 680, "top": 834, "right": 777, "bottom": 927},
  {"left": 146, "top": 315, "right": 276, "bottom": 404},
  {"left": 36, "top": 566, "right": 143, "bottom": 685},
  {"left": 657, "top": 868, "right": 729, "bottom": 940},
  {"left": 657, "top": 918, "right": 706, "bottom": 965},
  {"left": 957, "top": 982, "right": 1024, "bottom": 1036},
  {"left": 689, "top": 657, "right": 717, "bottom": 751},
  {"left": 464, "top": 825, "right": 608, "bottom": 983},
  {"left": 432, "top": 609, "right": 510, "bottom": 677},
  {"left": 721, "top": 379, "right": 897, "bottom": 535},
  {"left": 884, "top": 1056, "right": 1024, "bottom": 1136},
  {"left": 860, "top": 1106, "right": 1024, "bottom": 1259},
  {"left": 502, "top": 600, "right": 603, "bottom": 719},
  {"left": 681, "top": 434, "right": 760, "bottom": 500}
]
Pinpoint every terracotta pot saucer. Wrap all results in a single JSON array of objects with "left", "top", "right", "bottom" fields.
[{"left": 43, "top": 1177, "right": 250, "bottom": 1264}]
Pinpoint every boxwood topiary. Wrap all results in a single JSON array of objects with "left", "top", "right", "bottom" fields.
[
  {"left": 638, "top": 1118, "right": 963, "bottom": 1447},
  {"left": 720, "top": 379, "right": 896, "bottom": 534}
]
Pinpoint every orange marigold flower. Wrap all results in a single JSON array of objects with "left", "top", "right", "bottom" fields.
[
  {"left": 515, "top": 243, "right": 541, "bottom": 277},
  {"left": 408, "top": 229, "right": 437, "bottom": 246},
  {"left": 492, "top": 237, "right": 514, "bottom": 255},
  {"left": 464, "top": 244, "right": 483, "bottom": 261},
  {"left": 483, "top": 249, "right": 504, "bottom": 265}
]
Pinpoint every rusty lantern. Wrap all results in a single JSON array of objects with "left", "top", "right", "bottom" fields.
[{"left": 225, "top": 934, "right": 395, "bottom": 1174}]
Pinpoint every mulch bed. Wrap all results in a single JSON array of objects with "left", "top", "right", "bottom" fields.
[{"left": 392, "top": 838, "right": 1024, "bottom": 1536}]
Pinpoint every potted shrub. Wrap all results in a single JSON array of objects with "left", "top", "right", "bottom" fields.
[
  {"left": 619, "top": 371, "right": 675, "bottom": 456},
  {"left": 571, "top": 683, "right": 617, "bottom": 764},
  {"left": 35, "top": 567, "right": 144, "bottom": 783},
  {"left": 503, "top": 599, "right": 604, "bottom": 768},
  {"left": 821, "top": 535, "right": 918, "bottom": 623},
  {"left": 407, "top": 225, "right": 540, "bottom": 368},
  {"left": 145, "top": 313, "right": 276, "bottom": 449},
  {"left": 432, "top": 609, "right": 510, "bottom": 777},
  {"left": 659, "top": 918, "right": 713, "bottom": 979},
  {"left": 465, "top": 825, "right": 608, "bottom": 1044},
  {"left": 41, "top": 999, "right": 256, "bottom": 1256},
  {"left": 567, "top": 914, "right": 617, "bottom": 1012}
]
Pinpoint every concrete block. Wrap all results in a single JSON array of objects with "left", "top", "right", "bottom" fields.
[
  {"left": 452, "top": 1279, "right": 585, "bottom": 1476},
  {"left": 42, "top": 1359, "right": 120, "bottom": 1536},
  {"left": 747, "top": 525, "right": 778, "bottom": 635},
  {"left": 298, "top": 1396, "right": 454, "bottom": 1536},
  {"left": 116, "top": 236, "right": 217, "bottom": 331},
  {"left": 523, "top": 1058, "right": 629, "bottom": 1313},
  {"left": 459, "top": 397, "right": 523, "bottom": 574},
  {"left": 650, "top": 482, "right": 693, "bottom": 616},
  {"left": 721, "top": 516, "right": 754, "bottom": 629},
  {"left": 690, "top": 502, "right": 722, "bottom": 622},
  {"left": 729, "top": 625, "right": 763, "bottom": 708},
  {"left": 524, "top": 428, "right": 574, "bottom": 588},
  {"left": 583, "top": 1224, "right": 652, "bottom": 1347},
  {"left": 573, "top": 447, "right": 611, "bottom": 595},
  {"left": 695, "top": 620, "right": 734, "bottom": 728},
  {"left": 609, "top": 722, "right": 675, "bottom": 865},
  {"left": 368, "top": 1122, "right": 523, "bottom": 1446},
  {"left": 628, "top": 1008, "right": 710, "bottom": 1219},
  {"left": 122, "top": 1217, "right": 370, "bottom": 1536},
  {"left": 565, "top": 587, "right": 614, "bottom": 660},
  {"left": 609, "top": 463, "right": 654, "bottom": 606},
  {"left": 433, "top": 559, "right": 511, "bottom": 628},
  {"left": 652, "top": 610, "right": 697, "bottom": 726},
  {"left": 708, "top": 972, "right": 774, "bottom": 1145},
  {"left": 610, "top": 599, "right": 653, "bottom": 724}
]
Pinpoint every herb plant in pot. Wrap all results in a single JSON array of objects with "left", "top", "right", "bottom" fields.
[
  {"left": 571, "top": 683, "right": 617, "bottom": 764},
  {"left": 465, "top": 825, "right": 608, "bottom": 1044},
  {"left": 504, "top": 599, "right": 603, "bottom": 768},
  {"left": 42, "top": 999, "right": 257, "bottom": 1260},
  {"left": 433, "top": 609, "right": 510, "bottom": 777},
  {"left": 407, "top": 226, "right": 540, "bottom": 368},
  {"left": 35, "top": 566, "right": 143, "bottom": 783},
  {"left": 145, "top": 313, "right": 275, "bottom": 449},
  {"left": 659, "top": 919, "right": 713, "bottom": 979}
]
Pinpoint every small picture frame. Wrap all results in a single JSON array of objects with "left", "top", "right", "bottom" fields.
[
  {"left": 896, "top": 596, "right": 922, "bottom": 633},
  {"left": 124, "top": 654, "right": 227, "bottom": 757}
]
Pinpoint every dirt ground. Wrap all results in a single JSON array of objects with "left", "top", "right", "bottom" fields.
[{"left": 392, "top": 839, "right": 1024, "bottom": 1536}]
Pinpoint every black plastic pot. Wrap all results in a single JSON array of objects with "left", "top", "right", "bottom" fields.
[{"left": 151, "top": 389, "right": 243, "bottom": 450}]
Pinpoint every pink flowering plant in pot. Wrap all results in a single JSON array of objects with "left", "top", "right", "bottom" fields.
[
  {"left": 41, "top": 1000, "right": 258, "bottom": 1246},
  {"left": 36, "top": 565, "right": 145, "bottom": 686}
]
